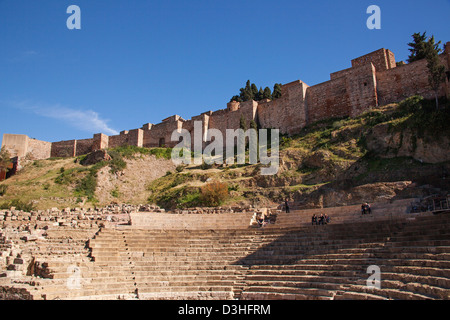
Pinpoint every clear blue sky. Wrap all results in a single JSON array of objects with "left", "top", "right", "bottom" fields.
[{"left": 1, "top": 0, "right": 449, "bottom": 143}]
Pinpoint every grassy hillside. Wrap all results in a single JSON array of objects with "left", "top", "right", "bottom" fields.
[{"left": 1, "top": 96, "right": 449, "bottom": 211}]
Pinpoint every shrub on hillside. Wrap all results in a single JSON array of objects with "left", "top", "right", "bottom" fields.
[
  {"left": 75, "top": 171, "right": 98, "bottom": 201},
  {"left": 398, "top": 95, "right": 424, "bottom": 113},
  {"left": 0, "top": 199, "right": 36, "bottom": 212},
  {"left": 0, "top": 185, "right": 7, "bottom": 196},
  {"left": 200, "top": 181, "right": 229, "bottom": 207},
  {"left": 107, "top": 150, "right": 127, "bottom": 174}
]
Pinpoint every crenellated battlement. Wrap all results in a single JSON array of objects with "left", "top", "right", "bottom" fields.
[{"left": 2, "top": 43, "right": 449, "bottom": 162}]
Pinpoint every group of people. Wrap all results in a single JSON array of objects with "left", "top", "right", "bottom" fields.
[
  {"left": 361, "top": 203, "right": 372, "bottom": 215},
  {"left": 281, "top": 198, "right": 372, "bottom": 224},
  {"left": 311, "top": 213, "right": 331, "bottom": 225},
  {"left": 284, "top": 199, "right": 332, "bottom": 225}
]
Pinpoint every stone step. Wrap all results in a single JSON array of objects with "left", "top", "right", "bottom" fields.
[
  {"left": 240, "top": 291, "right": 333, "bottom": 300},
  {"left": 333, "top": 291, "right": 388, "bottom": 300},
  {"left": 40, "top": 286, "right": 137, "bottom": 300},
  {"left": 136, "top": 291, "right": 233, "bottom": 300},
  {"left": 366, "top": 277, "right": 450, "bottom": 299},
  {"left": 245, "top": 275, "right": 356, "bottom": 286},
  {"left": 242, "top": 285, "right": 335, "bottom": 299},
  {"left": 342, "top": 284, "right": 436, "bottom": 300}
]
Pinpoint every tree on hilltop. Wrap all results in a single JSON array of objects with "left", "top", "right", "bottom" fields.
[
  {"left": 255, "top": 87, "right": 264, "bottom": 101},
  {"left": 238, "top": 80, "right": 254, "bottom": 102},
  {"left": 407, "top": 32, "right": 442, "bottom": 63},
  {"left": 272, "top": 83, "right": 282, "bottom": 100},
  {"left": 424, "top": 38, "right": 446, "bottom": 110},
  {"left": 263, "top": 87, "right": 272, "bottom": 100},
  {"left": 230, "top": 95, "right": 242, "bottom": 103},
  {"left": 251, "top": 83, "right": 259, "bottom": 100},
  {"left": 230, "top": 81, "right": 281, "bottom": 103},
  {"left": 405, "top": 32, "right": 446, "bottom": 109}
]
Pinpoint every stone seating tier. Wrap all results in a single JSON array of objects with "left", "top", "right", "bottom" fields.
[{"left": 0, "top": 203, "right": 449, "bottom": 300}]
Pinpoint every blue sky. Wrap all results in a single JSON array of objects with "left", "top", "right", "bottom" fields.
[{"left": 1, "top": 0, "right": 449, "bottom": 143}]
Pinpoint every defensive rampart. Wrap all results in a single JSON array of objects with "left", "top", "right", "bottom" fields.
[{"left": 2, "top": 43, "right": 449, "bottom": 161}]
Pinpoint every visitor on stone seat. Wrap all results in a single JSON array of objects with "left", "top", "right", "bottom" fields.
[
  {"left": 324, "top": 214, "right": 330, "bottom": 224},
  {"left": 366, "top": 203, "right": 372, "bottom": 214},
  {"left": 284, "top": 198, "right": 290, "bottom": 214},
  {"left": 362, "top": 203, "right": 371, "bottom": 215},
  {"left": 318, "top": 214, "right": 324, "bottom": 225},
  {"left": 257, "top": 216, "right": 264, "bottom": 228},
  {"left": 258, "top": 217, "right": 268, "bottom": 228},
  {"left": 312, "top": 214, "right": 318, "bottom": 225}
]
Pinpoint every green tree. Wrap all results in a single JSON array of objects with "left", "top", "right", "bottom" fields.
[
  {"left": 424, "top": 38, "right": 446, "bottom": 110},
  {"left": 231, "top": 81, "right": 280, "bottom": 102},
  {"left": 407, "top": 32, "right": 442, "bottom": 63},
  {"left": 255, "top": 87, "right": 264, "bottom": 101},
  {"left": 230, "top": 95, "right": 242, "bottom": 103},
  {"left": 249, "top": 119, "right": 258, "bottom": 134},
  {"left": 239, "top": 114, "right": 248, "bottom": 131},
  {"left": 263, "top": 87, "right": 272, "bottom": 100},
  {"left": 272, "top": 83, "right": 282, "bottom": 99},
  {"left": 0, "top": 146, "right": 11, "bottom": 173},
  {"left": 239, "top": 80, "right": 253, "bottom": 101},
  {"left": 251, "top": 83, "right": 259, "bottom": 100}
]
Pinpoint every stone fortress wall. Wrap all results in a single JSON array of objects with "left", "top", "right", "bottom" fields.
[{"left": 2, "top": 43, "right": 450, "bottom": 161}]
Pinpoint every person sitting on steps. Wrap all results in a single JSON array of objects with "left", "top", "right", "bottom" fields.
[
  {"left": 362, "top": 203, "right": 372, "bottom": 215},
  {"left": 257, "top": 217, "right": 264, "bottom": 228},
  {"left": 318, "top": 214, "right": 325, "bottom": 225},
  {"left": 312, "top": 214, "right": 318, "bottom": 225},
  {"left": 365, "top": 203, "right": 372, "bottom": 214}
]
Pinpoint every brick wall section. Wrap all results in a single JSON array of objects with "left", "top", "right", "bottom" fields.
[
  {"left": 143, "top": 118, "right": 182, "bottom": 148},
  {"left": 346, "top": 63, "right": 378, "bottom": 117},
  {"left": 306, "top": 76, "right": 350, "bottom": 124},
  {"left": 26, "top": 138, "right": 52, "bottom": 160},
  {"left": 75, "top": 138, "right": 94, "bottom": 156},
  {"left": 128, "top": 129, "right": 143, "bottom": 148},
  {"left": 1, "top": 134, "right": 29, "bottom": 158},
  {"left": 376, "top": 56, "right": 448, "bottom": 105},
  {"left": 309, "top": 62, "right": 379, "bottom": 123},
  {"left": 386, "top": 50, "right": 396, "bottom": 69},
  {"left": 51, "top": 140, "right": 76, "bottom": 158},
  {"left": 330, "top": 67, "right": 354, "bottom": 81},
  {"left": 182, "top": 113, "right": 210, "bottom": 149},
  {"left": 209, "top": 101, "right": 256, "bottom": 135},
  {"left": 351, "top": 48, "right": 395, "bottom": 71},
  {"left": 93, "top": 133, "right": 109, "bottom": 150},
  {"left": 257, "top": 81, "right": 308, "bottom": 135},
  {"left": 108, "top": 132, "right": 129, "bottom": 149}
]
